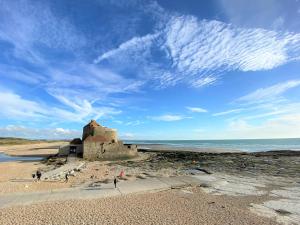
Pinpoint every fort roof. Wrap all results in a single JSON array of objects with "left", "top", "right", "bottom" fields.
[{"left": 84, "top": 119, "right": 101, "bottom": 128}]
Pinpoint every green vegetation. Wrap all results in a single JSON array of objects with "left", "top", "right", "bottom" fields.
[{"left": 0, "top": 137, "right": 64, "bottom": 146}]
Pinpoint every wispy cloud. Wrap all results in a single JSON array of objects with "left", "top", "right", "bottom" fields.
[
  {"left": 223, "top": 114, "right": 300, "bottom": 139},
  {"left": 216, "top": 80, "right": 300, "bottom": 138},
  {"left": 0, "top": 125, "right": 81, "bottom": 139},
  {"left": 0, "top": 91, "right": 48, "bottom": 120},
  {"left": 237, "top": 80, "right": 300, "bottom": 103},
  {"left": 46, "top": 64, "right": 144, "bottom": 103},
  {"left": 0, "top": 0, "right": 86, "bottom": 63},
  {"left": 0, "top": 90, "right": 121, "bottom": 123},
  {"left": 0, "top": 0, "right": 136, "bottom": 125},
  {"left": 125, "top": 120, "right": 143, "bottom": 126},
  {"left": 163, "top": 16, "right": 300, "bottom": 85},
  {"left": 0, "top": 64, "right": 46, "bottom": 85},
  {"left": 94, "top": 14, "right": 300, "bottom": 89},
  {"left": 213, "top": 108, "right": 245, "bottom": 116},
  {"left": 150, "top": 114, "right": 189, "bottom": 121},
  {"left": 94, "top": 33, "right": 160, "bottom": 64},
  {"left": 186, "top": 106, "right": 207, "bottom": 113}
]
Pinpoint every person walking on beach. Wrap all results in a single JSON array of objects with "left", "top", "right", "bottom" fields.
[
  {"left": 65, "top": 173, "right": 69, "bottom": 183},
  {"left": 36, "top": 170, "right": 42, "bottom": 181},
  {"left": 114, "top": 177, "right": 117, "bottom": 188}
]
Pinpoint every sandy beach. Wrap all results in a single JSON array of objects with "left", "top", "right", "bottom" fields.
[
  {"left": 0, "top": 187, "right": 278, "bottom": 225},
  {"left": 0, "top": 141, "right": 67, "bottom": 157},
  {"left": 0, "top": 142, "right": 299, "bottom": 224}
]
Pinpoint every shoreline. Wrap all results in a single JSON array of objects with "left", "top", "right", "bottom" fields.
[
  {"left": 137, "top": 144, "right": 300, "bottom": 154},
  {"left": 136, "top": 143, "right": 300, "bottom": 153},
  {"left": 0, "top": 142, "right": 299, "bottom": 224},
  {"left": 138, "top": 144, "right": 242, "bottom": 153}
]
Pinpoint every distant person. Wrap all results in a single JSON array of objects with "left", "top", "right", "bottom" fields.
[
  {"left": 114, "top": 177, "right": 117, "bottom": 188},
  {"left": 119, "top": 170, "right": 124, "bottom": 177},
  {"left": 36, "top": 170, "right": 42, "bottom": 181},
  {"left": 32, "top": 173, "right": 35, "bottom": 179},
  {"left": 65, "top": 173, "right": 69, "bottom": 183}
]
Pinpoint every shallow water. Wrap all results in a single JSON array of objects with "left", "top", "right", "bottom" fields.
[
  {"left": 125, "top": 138, "right": 300, "bottom": 152},
  {"left": 0, "top": 152, "right": 44, "bottom": 162}
]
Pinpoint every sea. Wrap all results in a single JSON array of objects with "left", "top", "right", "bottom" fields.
[
  {"left": 125, "top": 138, "right": 300, "bottom": 152},
  {"left": 0, "top": 152, "right": 44, "bottom": 162}
]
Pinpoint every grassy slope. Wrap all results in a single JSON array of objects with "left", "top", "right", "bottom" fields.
[{"left": 0, "top": 137, "right": 65, "bottom": 146}]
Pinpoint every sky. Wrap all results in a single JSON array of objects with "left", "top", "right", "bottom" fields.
[{"left": 0, "top": 0, "right": 300, "bottom": 140}]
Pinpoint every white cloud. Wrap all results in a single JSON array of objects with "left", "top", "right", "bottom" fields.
[
  {"left": 191, "top": 76, "right": 218, "bottom": 88},
  {"left": 94, "top": 33, "right": 159, "bottom": 63},
  {"left": 0, "top": 64, "right": 46, "bottom": 85},
  {"left": 0, "top": 91, "right": 48, "bottom": 119},
  {"left": 0, "top": 125, "right": 81, "bottom": 139},
  {"left": 223, "top": 114, "right": 300, "bottom": 139},
  {"left": 46, "top": 64, "right": 144, "bottom": 103},
  {"left": 125, "top": 120, "right": 143, "bottom": 126},
  {"left": 195, "top": 112, "right": 300, "bottom": 140},
  {"left": 214, "top": 80, "right": 300, "bottom": 139},
  {"left": 0, "top": 90, "right": 120, "bottom": 123},
  {"left": 150, "top": 114, "right": 188, "bottom": 121},
  {"left": 237, "top": 80, "right": 300, "bottom": 103},
  {"left": 186, "top": 107, "right": 207, "bottom": 113},
  {"left": 0, "top": 0, "right": 86, "bottom": 63},
  {"left": 163, "top": 16, "right": 300, "bottom": 81},
  {"left": 94, "top": 14, "right": 300, "bottom": 89},
  {"left": 213, "top": 108, "right": 245, "bottom": 116}
]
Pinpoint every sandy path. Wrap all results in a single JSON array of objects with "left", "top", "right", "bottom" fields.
[{"left": 0, "top": 187, "right": 277, "bottom": 225}]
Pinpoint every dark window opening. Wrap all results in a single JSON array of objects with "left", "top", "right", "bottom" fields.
[{"left": 70, "top": 146, "right": 77, "bottom": 153}]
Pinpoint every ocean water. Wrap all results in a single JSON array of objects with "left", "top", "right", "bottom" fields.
[
  {"left": 0, "top": 153, "right": 44, "bottom": 162},
  {"left": 125, "top": 138, "right": 300, "bottom": 152}
]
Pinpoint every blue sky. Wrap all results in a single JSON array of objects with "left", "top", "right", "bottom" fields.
[{"left": 0, "top": 0, "right": 300, "bottom": 140}]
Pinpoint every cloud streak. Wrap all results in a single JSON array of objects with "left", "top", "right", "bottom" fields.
[
  {"left": 186, "top": 107, "right": 207, "bottom": 113},
  {"left": 95, "top": 14, "right": 300, "bottom": 88},
  {"left": 94, "top": 33, "right": 160, "bottom": 63},
  {"left": 0, "top": 90, "right": 121, "bottom": 123},
  {"left": 213, "top": 108, "right": 245, "bottom": 116},
  {"left": 237, "top": 80, "right": 300, "bottom": 103},
  {"left": 150, "top": 114, "right": 189, "bottom": 121}
]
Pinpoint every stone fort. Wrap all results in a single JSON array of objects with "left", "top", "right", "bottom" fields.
[{"left": 59, "top": 120, "right": 137, "bottom": 160}]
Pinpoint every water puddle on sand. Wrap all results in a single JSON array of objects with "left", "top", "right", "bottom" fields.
[{"left": 0, "top": 152, "right": 44, "bottom": 162}]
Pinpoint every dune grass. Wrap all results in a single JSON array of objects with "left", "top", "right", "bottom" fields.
[{"left": 0, "top": 137, "right": 64, "bottom": 146}]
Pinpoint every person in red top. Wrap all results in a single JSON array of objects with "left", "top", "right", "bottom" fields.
[{"left": 119, "top": 170, "right": 124, "bottom": 177}]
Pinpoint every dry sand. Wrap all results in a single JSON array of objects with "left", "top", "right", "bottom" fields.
[
  {"left": 0, "top": 142, "right": 67, "bottom": 156},
  {"left": 0, "top": 187, "right": 278, "bottom": 225},
  {"left": 0, "top": 142, "right": 70, "bottom": 193},
  {"left": 0, "top": 161, "right": 70, "bottom": 194}
]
